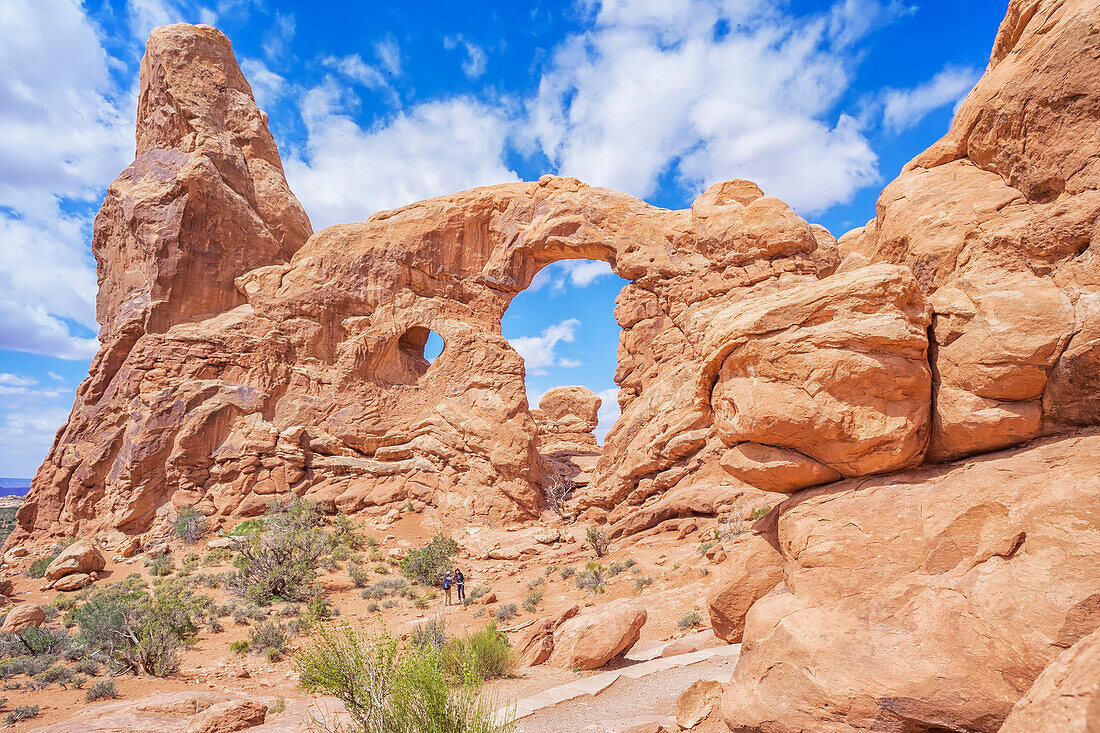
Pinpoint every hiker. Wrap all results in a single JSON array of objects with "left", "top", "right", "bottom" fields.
[
  {"left": 442, "top": 570, "right": 453, "bottom": 606},
  {"left": 455, "top": 568, "right": 465, "bottom": 602}
]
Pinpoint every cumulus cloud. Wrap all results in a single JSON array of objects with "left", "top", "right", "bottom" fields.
[
  {"left": 284, "top": 83, "right": 518, "bottom": 227},
  {"left": 529, "top": 260, "right": 616, "bottom": 293},
  {"left": 881, "top": 64, "right": 980, "bottom": 133},
  {"left": 524, "top": 0, "right": 894, "bottom": 213},
  {"left": 0, "top": 406, "right": 72, "bottom": 477},
  {"left": 262, "top": 12, "right": 295, "bottom": 62},
  {"left": 0, "top": 0, "right": 129, "bottom": 359},
  {"left": 509, "top": 319, "right": 581, "bottom": 375}
]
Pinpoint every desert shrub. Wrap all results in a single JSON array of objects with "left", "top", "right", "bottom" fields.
[
  {"left": 411, "top": 617, "right": 448, "bottom": 652},
  {"left": 71, "top": 575, "right": 208, "bottom": 676},
  {"left": 414, "top": 597, "right": 429, "bottom": 610},
  {"left": 0, "top": 626, "right": 70, "bottom": 657},
  {"left": 5, "top": 705, "right": 39, "bottom": 724},
  {"left": 607, "top": 558, "right": 636, "bottom": 577},
  {"left": 202, "top": 548, "right": 233, "bottom": 566},
  {"left": 494, "top": 604, "right": 518, "bottom": 623},
  {"left": 145, "top": 553, "right": 175, "bottom": 577},
  {"left": 526, "top": 577, "right": 545, "bottom": 590},
  {"left": 329, "top": 513, "right": 364, "bottom": 552},
  {"left": 677, "top": 611, "right": 703, "bottom": 630},
  {"left": 522, "top": 590, "right": 542, "bottom": 613},
  {"left": 25, "top": 540, "right": 72, "bottom": 579},
  {"left": 462, "top": 586, "right": 490, "bottom": 608},
  {"left": 750, "top": 506, "right": 771, "bottom": 520},
  {"left": 348, "top": 564, "right": 370, "bottom": 588},
  {"left": 230, "top": 640, "right": 250, "bottom": 655},
  {"left": 232, "top": 602, "right": 265, "bottom": 625},
  {"left": 440, "top": 622, "right": 515, "bottom": 683},
  {"left": 575, "top": 562, "right": 606, "bottom": 594},
  {"left": 400, "top": 534, "right": 459, "bottom": 586},
  {"left": 632, "top": 576, "right": 654, "bottom": 594},
  {"left": 544, "top": 475, "right": 574, "bottom": 519},
  {"left": 294, "top": 623, "right": 512, "bottom": 733},
  {"left": 585, "top": 527, "right": 609, "bottom": 557},
  {"left": 559, "top": 566, "right": 575, "bottom": 580},
  {"left": 382, "top": 599, "right": 398, "bottom": 610},
  {"left": 697, "top": 540, "right": 717, "bottom": 557},
  {"left": 72, "top": 658, "right": 100, "bottom": 676},
  {"left": 231, "top": 499, "right": 330, "bottom": 604},
  {"left": 32, "top": 664, "right": 73, "bottom": 689},
  {"left": 173, "top": 507, "right": 208, "bottom": 544},
  {"left": 84, "top": 679, "right": 118, "bottom": 702},
  {"left": 249, "top": 621, "right": 289, "bottom": 659}
]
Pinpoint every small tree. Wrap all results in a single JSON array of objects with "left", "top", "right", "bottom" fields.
[
  {"left": 71, "top": 575, "right": 209, "bottom": 676},
  {"left": 544, "top": 475, "right": 574, "bottom": 519},
  {"left": 400, "top": 534, "right": 459, "bottom": 586},
  {"left": 231, "top": 498, "right": 330, "bottom": 604},
  {"left": 173, "top": 507, "right": 208, "bottom": 545},
  {"left": 586, "top": 526, "right": 610, "bottom": 557}
]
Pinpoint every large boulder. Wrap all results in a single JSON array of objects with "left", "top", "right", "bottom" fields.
[
  {"left": 999, "top": 625, "right": 1100, "bottom": 732},
  {"left": 549, "top": 599, "right": 647, "bottom": 670},
  {"left": 1, "top": 604, "right": 45, "bottom": 633},
  {"left": 514, "top": 604, "right": 579, "bottom": 667},
  {"left": 706, "top": 533, "right": 784, "bottom": 643},
  {"left": 186, "top": 699, "right": 267, "bottom": 733},
  {"left": 703, "top": 264, "right": 931, "bottom": 488},
  {"left": 44, "top": 540, "right": 105, "bottom": 582},
  {"left": 720, "top": 432, "right": 1100, "bottom": 732}
]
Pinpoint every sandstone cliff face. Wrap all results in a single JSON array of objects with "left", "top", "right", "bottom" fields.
[{"left": 719, "top": 0, "right": 1100, "bottom": 730}]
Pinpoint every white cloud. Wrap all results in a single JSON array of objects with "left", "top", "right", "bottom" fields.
[
  {"left": 0, "top": 374, "right": 36, "bottom": 388},
  {"left": 445, "top": 35, "right": 488, "bottom": 79},
  {"left": 594, "top": 387, "right": 620, "bottom": 442},
  {"left": 240, "top": 58, "right": 287, "bottom": 111},
  {"left": 0, "top": 406, "right": 71, "bottom": 477},
  {"left": 0, "top": 0, "right": 129, "bottom": 359},
  {"left": 126, "top": 0, "right": 183, "bottom": 41},
  {"left": 528, "top": 259, "right": 616, "bottom": 293},
  {"left": 509, "top": 318, "right": 581, "bottom": 375},
  {"left": 558, "top": 358, "right": 582, "bottom": 368},
  {"left": 375, "top": 37, "right": 402, "bottom": 76},
  {"left": 881, "top": 64, "right": 980, "bottom": 133},
  {"left": 284, "top": 84, "right": 518, "bottom": 228},
  {"left": 524, "top": 0, "right": 893, "bottom": 213}
]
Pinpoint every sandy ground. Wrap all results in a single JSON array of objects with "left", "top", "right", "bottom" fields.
[{"left": 0, "top": 505, "right": 761, "bottom": 730}]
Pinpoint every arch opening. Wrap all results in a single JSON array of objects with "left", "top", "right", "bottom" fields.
[
  {"left": 396, "top": 326, "right": 444, "bottom": 382},
  {"left": 502, "top": 258, "right": 628, "bottom": 445}
]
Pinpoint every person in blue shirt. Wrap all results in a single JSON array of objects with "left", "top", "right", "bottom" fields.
[{"left": 442, "top": 570, "right": 453, "bottom": 606}]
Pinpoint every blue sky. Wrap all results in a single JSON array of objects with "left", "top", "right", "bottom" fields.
[{"left": 0, "top": 0, "right": 1008, "bottom": 477}]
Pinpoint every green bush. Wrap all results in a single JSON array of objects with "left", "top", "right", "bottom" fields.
[
  {"left": 559, "top": 566, "right": 576, "bottom": 580},
  {"left": 294, "top": 623, "right": 512, "bottom": 733},
  {"left": 522, "top": 590, "right": 542, "bottom": 613},
  {"left": 750, "top": 506, "right": 771, "bottom": 520},
  {"left": 231, "top": 499, "right": 330, "bottom": 604},
  {"left": 607, "top": 558, "right": 636, "bottom": 577},
  {"left": 145, "top": 553, "right": 175, "bottom": 577},
  {"left": 231, "top": 640, "right": 250, "bottom": 655},
  {"left": 411, "top": 617, "right": 448, "bottom": 651},
  {"left": 697, "top": 540, "right": 717, "bottom": 557},
  {"left": 5, "top": 705, "right": 39, "bottom": 724},
  {"left": 632, "top": 576, "right": 654, "bottom": 594},
  {"left": 348, "top": 564, "right": 370, "bottom": 588},
  {"left": 173, "top": 507, "right": 208, "bottom": 544},
  {"left": 25, "top": 540, "right": 72, "bottom": 579},
  {"left": 440, "top": 623, "right": 515, "bottom": 683},
  {"left": 71, "top": 575, "right": 209, "bottom": 676},
  {"left": 494, "top": 604, "right": 518, "bottom": 623},
  {"left": 585, "top": 526, "right": 610, "bottom": 557},
  {"left": 575, "top": 562, "right": 606, "bottom": 594},
  {"left": 84, "top": 679, "right": 118, "bottom": 702},
  {"left": 677, "top": 611, "right": 703, "bottom": 630},
  {"left": 249, "top": 621, "right": 289, "bottom": 660},
  {"left": 462, "top": 586, "right": 490, "bottom": 608},
  {"left": 400, "top": 534, "right": 459, "bottom": 586}
]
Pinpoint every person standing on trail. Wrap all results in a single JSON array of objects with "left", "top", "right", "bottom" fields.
[
  {"left": 455, "top": 569, "right": 466, "bottom": 603},
  {"left": 442, "top": 570, "right": 453, "bottom": 606}
]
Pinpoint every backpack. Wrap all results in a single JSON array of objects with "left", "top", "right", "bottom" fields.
[{"left": 442, "top": 576, "right": 452, "bottom": 590}]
